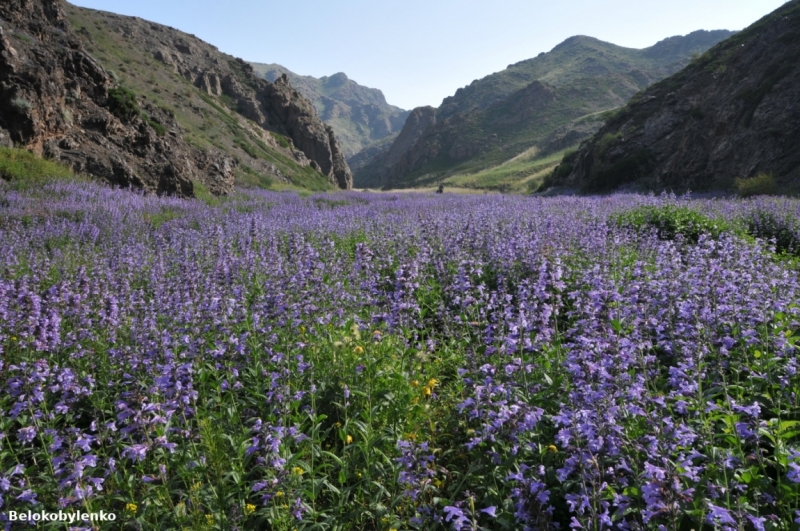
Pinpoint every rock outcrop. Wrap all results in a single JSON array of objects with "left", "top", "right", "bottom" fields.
[
  {"left": 350, "top": 106, "right": 437, "bottom": 188},
  {"left": 251, "top": 63, "right": 409, "bottom": 160},
  {"left": 0, "top": 0, "right": 353, "bottom": 195},
  {"left": 0, "top": 0, "right": 235, "bottom": 196},
  {"left": 558, "top": 1, "right": 800, "bottom": 193}
]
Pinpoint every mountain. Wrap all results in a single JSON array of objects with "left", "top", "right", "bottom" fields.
[
  {"left": 358, "top": 30, "right": 734, "bottom": 190},
  {"left": 0, "top": 0, "right": 351, "bottom": 197},
  {"left": 552, "top": 0, "right": 800, "bottom": 194},
  {"left": 250, "top": 63, "right": 409, "bottom": 159}
]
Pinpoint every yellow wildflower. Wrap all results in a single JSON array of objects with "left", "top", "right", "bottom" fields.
[
  {"left": 422, "top": 386, "right": 432, "bottom": 397},
  {"left": 428, "top": 378, "right": 439, "bottom": 388},
  {"left": 275, "top": 491, "right": 284, "bottom": 497},
  {"left": 125, "top": 503, "right": 137, "bottom": 514},
  {"left": 205, "top": 514, "right": 214, "bottom": 524},
  {"left": 244, "top": 503, "right": 256, "bottom": 515},
  {"left": 292, "top": 466, "right": 304, "bottom": 476},
  {"left": 346, "top": 434, "right": 353, "bottom": 444},
  {"left": 300, "top": 326, "right": 306, "bottom": 333},
  {"left": 354, "top": 345, "right": 364, "bottom": 354},
  {"left": 547, "top": 444, "right": 558, "bottom": 453},
  {"left": 411, "top": 380, "right": 419, "bottom": 388}
]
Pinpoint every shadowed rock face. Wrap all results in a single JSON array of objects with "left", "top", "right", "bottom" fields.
[
  {"left": 560, "top": 0, "right": 800, "bottom": 193},
  {"left": 353, "top": 106, "right": 436, "bottom": 189},
  {"left": 0, "top": 0, "right": 352, "bottom": 195},
  {"left": 259, "top": 74, "right": 352, "bottom": 189},
  {"left": 252, "top": 64, "right": 409, "bottom": 160}
]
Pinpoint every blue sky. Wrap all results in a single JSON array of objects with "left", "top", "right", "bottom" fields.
[{"left": 69, "top": 0, "right": 787, "bottom": 110}]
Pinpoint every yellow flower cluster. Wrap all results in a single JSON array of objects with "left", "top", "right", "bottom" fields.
[{"left": 422, "top": 378, "right": 439, "bottom": 397}]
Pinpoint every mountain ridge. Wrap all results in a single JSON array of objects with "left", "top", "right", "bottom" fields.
[
  {"left": 249, "top": 63, "right": 409, "bottom": 160},
  {"left": 553, "top": 0, "right": 800, "bottom": 193},
  {"left": 0, "top": 0, "right": 352, "bottom": 196},
  {"left": 358, "top": 29, "right": 735, "bottom": 190}
]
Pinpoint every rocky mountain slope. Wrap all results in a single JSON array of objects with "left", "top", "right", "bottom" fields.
[
  {"left": 250, "top": 63, "right": 409, "bottom": 160},
  {"left": 359, "top": 30, "right": 733, "bottom": 190},
  {"left": 553, "top": 0, "right": 800, "bottom": 193},
  {"left": 0, "top": 0, "right": 351, "bottom": 197}
]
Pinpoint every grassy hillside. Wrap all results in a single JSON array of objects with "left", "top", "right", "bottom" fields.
[
  {"left": 442, "top": 147, "right": 574, "bottom": 193},
  {"left": 66, "top": 5, "right": 336, "bottom": 192},
  {"left": 372, "top": 30, "right": 734, "bottom": 190},
  {"left": 438, "top": 31, "right": 733, "bottom": 120}
]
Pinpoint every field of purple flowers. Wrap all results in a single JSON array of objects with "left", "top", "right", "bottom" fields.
[{"left": 1, "top": 182, "right": 800, "bottom": 530}]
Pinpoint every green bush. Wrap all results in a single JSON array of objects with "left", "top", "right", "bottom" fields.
[
  {"left": 745, "top": 209, "right": 800, "bottom": 255},
  {"left": 735, "top": 173, "right": 778, "bottom": 197},
  {"left": 10, "top": 98, "right": 32, "bottom": 112},
  {"left": 0, "top": 147, "right": 78, "bottom": 190},
  {"left": 107, "top": 87, "right": 139, "bottom": 119},
  {"left": 234, "top": 137, "right": 261, "bottom": 159},
  {"left": 143, "top": 114, "right": 167, "bottom": 136},
  {"left": 270, "top": 131, "right": 292, "bottom": 149},
  {"left": 595, "top": 132, "right": 622, "bottom": 156},
  {"left": 613, "top": 204, "right": 730, "bottom": 243}
]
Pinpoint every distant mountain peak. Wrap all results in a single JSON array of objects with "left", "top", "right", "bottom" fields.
[
  {"left": 250, "top": 63, "right": 409, "bottom": 159},
  {"left": 355, "top": 29, "right": 735, "bottom": 189},
  {"left": 324, "top": 72, "right": 349, "bottom": 84}
]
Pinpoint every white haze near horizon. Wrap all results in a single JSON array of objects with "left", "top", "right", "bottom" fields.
[{"left": 69, "top": 0, "right": 788, "bottom": 111}]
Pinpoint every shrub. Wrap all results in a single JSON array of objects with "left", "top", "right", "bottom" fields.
[
  {"left": 735, "top": 173, "right": 778, "bottom": 197},
  {"left": 10, "top": 98, "right": 32, "bottom": 112},
  {"left": 745, "top": 209, "right": 800, "bottom": 255},
  {"left": 234, "top": 137, "right": 260, "bottom": 159},
  {"left": 613, "top": 204, "right": 730, "bottom": 242},
  {"left": 142, "top": 114, "right": 167, "bottom": 136},
  {"left": 107, "top": 87, "right": 139, "bottom": 119},
  {"left": 61, "top": 108, "right": 73, "bottom": 126},
  {"left": 270, "top": 131, "right": 292, "bottom": 149},
  {"left": 595, "top": 132, "right": 622, "bottom": 157}
]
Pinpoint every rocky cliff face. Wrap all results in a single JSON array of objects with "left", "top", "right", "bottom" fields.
[
  {"left": 351, "top": 106, "right": 437, "bottom": 188},
  {"left": 558, "top": 1, "right": 800, "bottom": 193},
  {"left": 360, "top": 30, "right": 734, "bottom": 189},
  {"left": 0, "top": 0, "right": 352, "bottom": 195},
  {"left": 0, "top": 0, "right": 231, "bottom": 195},
  {"left": 251, "top": 64, "right": 409, "bottom": 160},
  {"left": 127, "top": 22, "right": 353, "bottom": 190}
]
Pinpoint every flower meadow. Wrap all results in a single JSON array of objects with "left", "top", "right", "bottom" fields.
[{"left": 1, "top": 182, "right": 800, "bottom": 531}]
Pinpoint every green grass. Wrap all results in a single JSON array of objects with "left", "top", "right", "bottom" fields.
[
  {"left": 0, "top": 147, "right": 81, "bottom": 191},
  {"left": 735, "top": 173, "right": 779, "bottom": 197},
  {"left": 442, "top": 147, "right": 576, "bottom": 193}
]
